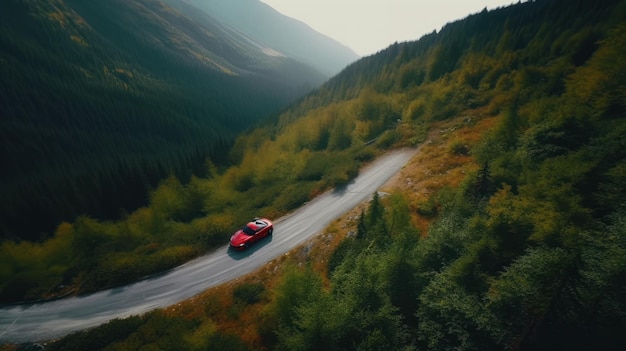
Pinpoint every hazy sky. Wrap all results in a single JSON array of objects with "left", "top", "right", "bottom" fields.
[{"left": 260, "top": 0, "right": 517, "bottom": 56}]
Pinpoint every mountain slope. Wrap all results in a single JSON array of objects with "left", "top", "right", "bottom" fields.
[
  {"left": 2, "top": 2, "right": 626, "bottom": 349},
  {"left": 0, "top": 0, "right": 326, "bottom": 241},
  {"left": 186, "top": 0, "right": 360, "bottom": 76}
]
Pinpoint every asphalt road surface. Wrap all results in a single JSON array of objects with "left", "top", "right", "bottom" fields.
[{"left": 0, "top": 148, "right": 416, "bottom": 344}]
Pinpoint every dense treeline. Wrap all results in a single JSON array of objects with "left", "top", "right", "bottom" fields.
[
  {"left": 0, "top": 0, "right": 324, "bottom": 241},
  {"left": 3, "top": 0, "right": 626, "bottom": 348},
  {"left": 262, "top": 0, "right": 626, "bottom": 347}
]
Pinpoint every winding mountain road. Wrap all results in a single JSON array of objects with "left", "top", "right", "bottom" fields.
[{"left": 0, "top": 148, "right": 416, "bottom": 344}]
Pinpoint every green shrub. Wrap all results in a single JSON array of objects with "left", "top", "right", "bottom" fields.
[
  {"left": 274, "top": 182, "right": 314, "bottom": 212},
  {"left": 417, "top": 197, "right": 438, "bottom": 218},
  {"left": 233, "top": 282, "right": 266, "bottom": 305}
]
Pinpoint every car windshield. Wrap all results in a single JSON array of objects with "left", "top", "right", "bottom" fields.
[{"left": 242, "top": 225, "right": 256, "bottom": 235}]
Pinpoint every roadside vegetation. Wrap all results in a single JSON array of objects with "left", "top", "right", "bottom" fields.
[{"left": 2, "top": 0, "right": 626, "bottom": 349}]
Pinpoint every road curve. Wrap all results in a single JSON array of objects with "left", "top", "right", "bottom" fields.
[{"left": 0, "top": 148, "right": 416, "bottom": 344}]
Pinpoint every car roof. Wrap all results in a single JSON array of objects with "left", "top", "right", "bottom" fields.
[{"left": 247, "top": 219, "right": 268, "bottom": 230}]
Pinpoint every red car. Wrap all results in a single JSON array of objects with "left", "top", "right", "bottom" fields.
[{"left": 229, "top": 218, "right": 273, "bottom": 250}]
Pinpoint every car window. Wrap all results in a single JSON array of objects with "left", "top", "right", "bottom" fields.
[{"left": 242, "top": 226, "right": 256, "bottom": 235}]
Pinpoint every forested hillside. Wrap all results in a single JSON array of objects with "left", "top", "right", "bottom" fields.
[
  {"left": 0, "top": 0, "right": 329, "bottom": 241},
  {"left": 3, "top": 0, "right": 626, "bottom": 349}
]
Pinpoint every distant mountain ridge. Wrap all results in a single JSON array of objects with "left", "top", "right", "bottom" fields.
[{"left": 185, "top": 0, "right": 360, "bottom": 76}]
